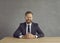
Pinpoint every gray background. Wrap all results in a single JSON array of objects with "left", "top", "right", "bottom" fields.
[{"left": 0, "top": 0, "right": 60, "bottom": 39}]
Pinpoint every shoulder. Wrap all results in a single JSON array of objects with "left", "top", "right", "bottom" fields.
[
  {"left": 19, "top": 22, "right": 26, "bottom": 26},
  {"left": 32, "top": 22, "right": 38, "bottom": 26}
]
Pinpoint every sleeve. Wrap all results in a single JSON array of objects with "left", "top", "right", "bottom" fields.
[
  {"left": 36, "top": 23, "right": 44, "bottom": 38},
  {"left": 13, "top": 23, "right": 22, "bottom": 38}
]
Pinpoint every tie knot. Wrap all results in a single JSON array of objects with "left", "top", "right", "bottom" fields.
[{"left": 28, "top": 24, "right": 30, "bottom": 27}]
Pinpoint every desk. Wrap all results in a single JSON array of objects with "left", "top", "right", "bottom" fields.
[{"left": 0, "top": 37, "right": 60, "bottom": 43}]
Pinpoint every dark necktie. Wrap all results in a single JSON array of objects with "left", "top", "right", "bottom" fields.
[{"left": 28, "top": 25, "right": 30, "bottom": 33}]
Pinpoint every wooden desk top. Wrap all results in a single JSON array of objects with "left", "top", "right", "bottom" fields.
[{"left": 0, "top": 37, "right": 60, "bottom": 43}]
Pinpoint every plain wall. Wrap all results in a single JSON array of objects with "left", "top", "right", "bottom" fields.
[{"left": 0, "top": 0, "right": 60, "bottom": 39}]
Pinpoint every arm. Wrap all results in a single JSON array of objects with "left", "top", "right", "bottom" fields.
[
  {"left": 13, "top": 24, "right": 22, "bottom": 38},
  {"left": 36, "top": 24, "right": 44, "bottom": 38}
]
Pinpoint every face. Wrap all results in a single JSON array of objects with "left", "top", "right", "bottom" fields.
[{"left": 25, "top": 13, "right": 33, "bottom": 24}]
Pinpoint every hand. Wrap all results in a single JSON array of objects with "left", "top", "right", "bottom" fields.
[{"left": 22, "top": 33, "right": 36, "bottom": 39}]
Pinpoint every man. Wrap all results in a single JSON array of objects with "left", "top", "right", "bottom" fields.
[{"left": 13, "top": 11, "right": 44, "bottom": 39}]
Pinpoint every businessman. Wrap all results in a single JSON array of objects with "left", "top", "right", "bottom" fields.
[{"left": 13, "top": 11, "right": 44, "bottom": 39}]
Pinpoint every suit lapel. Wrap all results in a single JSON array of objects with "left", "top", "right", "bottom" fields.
[{"left": 31, "top": 22, "right": 34, "bottom": 33}]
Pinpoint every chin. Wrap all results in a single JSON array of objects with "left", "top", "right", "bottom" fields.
[
  {"left": 27, "top": 22, "right": 30, "bottom": 23},
  {"left": 26, "top": 21, "right": 31, "bottom": 24}
]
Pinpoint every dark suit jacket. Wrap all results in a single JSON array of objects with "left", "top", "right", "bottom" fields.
[{"left": 13, "top": 22, "right": 44, "bottom": 38}]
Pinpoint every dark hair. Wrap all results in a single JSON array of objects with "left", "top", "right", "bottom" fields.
[{"left": 25, "top": 11, "right": 33, "bottom": 16}]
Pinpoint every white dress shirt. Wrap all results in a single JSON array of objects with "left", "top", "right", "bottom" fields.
[{"left": 26, "top": 23, "right": 32, "bottom": 34}]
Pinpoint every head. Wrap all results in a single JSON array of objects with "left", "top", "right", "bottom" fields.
[{"left": 25, "top": 11, "right": 33, "bottom": 24}]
